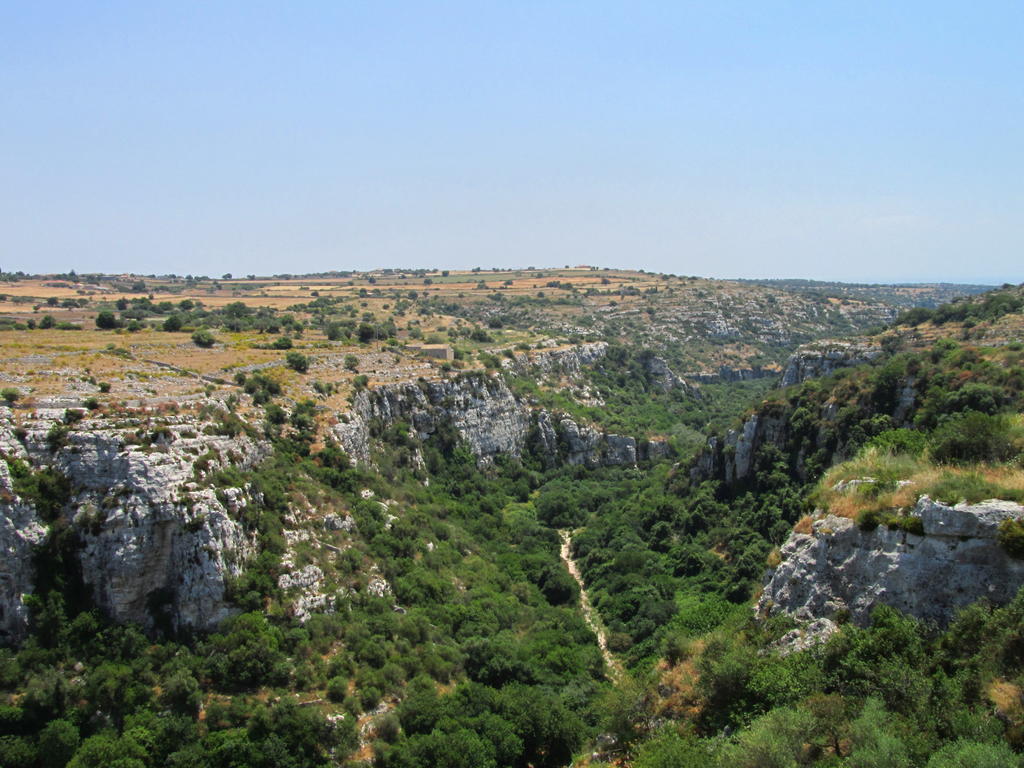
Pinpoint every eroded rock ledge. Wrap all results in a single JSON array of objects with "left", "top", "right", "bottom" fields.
[
  {"left": 0, "top": 405, "right": 270, "bottom": 642},
  {"left": 759, "top": 496, "right": 1024, "bottom": 629}
]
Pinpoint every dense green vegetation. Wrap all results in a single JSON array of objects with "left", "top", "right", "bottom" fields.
[
  {"left": 613, "top": 596, "right": 1024, "bottom": 766},
  {"left": 3, "top": 284, "right": 1024, "bottom": 766},
  {"left": 0, "top": 416, "right": 616, "bottom": 767}
]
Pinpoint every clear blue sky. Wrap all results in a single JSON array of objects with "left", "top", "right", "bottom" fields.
[{"left": 2, "top": 2, "right": 1021, "bottom": 283}]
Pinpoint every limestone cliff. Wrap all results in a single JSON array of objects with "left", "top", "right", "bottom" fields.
[
  {"left": 691, "top": 411, "right": 790, "bottom": 485},
  {"left": 780, "top": 340, "right": 882, "bottom": 387},
  {"left": 333, "top": 345, "right": 668, "bottom": 469},
  {"left": 0, "top": 405, "right": 270, "bottom": 642},
  {"left": 500, "top": 341, "right": 609, "bottom": 378},
  {"left": 684, "top": 365, "right": 778, "bottom": 385},
  {"left": 759, "top": 496, "right": 1024, "bottom": 628},
  {"left": 0, "top": 459, "right": 47, "bottom": 643}
]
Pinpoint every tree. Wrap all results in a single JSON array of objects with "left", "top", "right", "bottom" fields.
[
  {"left": 926, "top": 740, "right": 1021, "bottom": 768},
  {"left": 344, "top": 355, "right": 359, "bottom": 372},
  {"left": 286, "top": 351, "right": 309, "bottom": 374},
  {"left": 847, "top": 698, "right": 911, "bottom": 768},
  {"left": 191, "top": 329, "right": 216, "bottom": 348},
  {"left": 38, "top": 719, "right": 79, "bottom": 768},
  {"left": 95, "top": 311, "right": 118, "bottom": 329},
  {"left": 720, "top": 707, "right": 814, "bottom": 768},
  {"left": 162, "top": 315, "right": 183, "bottom": 332}
]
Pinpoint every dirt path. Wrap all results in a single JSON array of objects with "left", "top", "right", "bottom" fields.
[{"left": 559, "top": 529, "right": 623, "bottom": 681}]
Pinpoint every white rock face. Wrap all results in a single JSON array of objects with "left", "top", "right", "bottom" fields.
[
  {"left": 781, "top": 341, "right": 883, "bottom": 387},
  {"left": 334, "top": 374, "right": 529, "bottom": 465},
  {"left": 1, "top": 409, "right": 272, "bottom": 639},
  {"left": 692, "top": 412, "right": 789, "bottom": 485},
  {"left": 772, "top": 618, "right": 838, "bottom": 656},
  {"left": 759, "top": 496, "right": 1024, "bottom": 627},
  {"left": 501, "top": 342, "right": 609, "bottom": 378},
  {"left": 0, "top": 461, "right": 47, "bottom": 643},
  {"left": 333, "top": 367, "right": 653, "bottom": 469},
  {"left": 639, "top": 354, "right": 703, "bottom": 395}
]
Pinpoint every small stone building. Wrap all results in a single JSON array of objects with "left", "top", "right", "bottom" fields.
[{"left": 412, "top": 344, "right": 454, "bottom": 361}]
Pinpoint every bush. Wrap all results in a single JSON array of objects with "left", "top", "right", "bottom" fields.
[
  {"left": 930, "top": 412, "right": 1019, "bottom": 464},
  {"left": 286, "top": 351, "right": 309, "bottom": 373},
  {"left": 326, "top": 676, "right": 348, "bottom": 703},
  {"left": 94, "top": 310, "right": 119, "bottom": 330},
  {"left": 38, "top": 719, "right": 79, "bottom": 768},
  {"left": 1, "top": 388, "right": 19, "bottom": 404},
  {"left": 162, "top": 315, "right": 183, "bottom": 332},
  {"left": 857, "top": 508, "right": 883, "bottom": 531},
  {"left": 885, "top": 515, "right": 924, "bottom": 536},
  {"left": 998, "top": 519, "right": 1024, "bottom": 559},
  {"left": 926, "top": 739, "right": 1020, "bottom": 768},
  {"left": 191, "top": 329, "right": 216, "bottom": 348},
  {"left": 867, "top": 428, "right": 927, "bottom": 456},
  {"left": 271, "top": 336, "right": 293, "bottom": 350}
]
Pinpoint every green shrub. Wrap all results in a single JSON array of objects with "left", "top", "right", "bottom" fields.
[
  {"left": 926, "top": 739, "right": 1021, "bottom": 768},
  {"left": 191, "top": 328, "right": 216, "bottom": 348},
  {"left": 930, "top": 412, "right": 1018, "bottom": 464},
  {"left": 1, "top": 388, "right": 19, "bottom": 404},
  {"left": 885, "top": 515, "right": 925, "bottom": 536},
  {"left": 857, "top": 508, "right": 883, "bottom": 531},
  {"left": 94, "top": 310, "right": 119, "bottom": 330},
  {"left": 867, "top": 428, "right": 927, "bottom": 456},
  {"left": 162, "top": 314, "right": 183, "bottom": 332},
  {"left": 326, "top": 676, "right": 347, "bottom": 703},
  {"left": 998, "top": 519, "right": 1024, "bottom": 559},
  {"left": 285, "top": 351, "right": 309, "bottom": 373}
]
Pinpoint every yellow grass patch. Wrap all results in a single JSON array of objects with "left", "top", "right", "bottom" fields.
[
  {"left": 812, "top": 446, "right": 1024, "bottom": 522},
  {"left": 988, "top": 679, "right": 1024, "bottom": 724},
  {"left": 793, "top": 515, "right": 814, "bottom": 534}
]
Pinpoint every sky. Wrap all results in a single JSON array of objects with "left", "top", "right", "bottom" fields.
[{"left": 1, "top": 2, "right": 1022, "bottom": 284}]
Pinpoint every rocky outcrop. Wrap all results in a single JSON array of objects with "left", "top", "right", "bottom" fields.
[
  {"left": 759, "top": 497, "right": 1024, "bottom": 628},
  {"left": 641, "top": 355, "right": 694, "bottom": 393},
  {"left": 501, "top": 342, "right": 609, "bottom": 378},
  {"left": 780, "top": 341, "right": 882, "bottom": 387},
  {"left": 0, "top": 406, "right": 271, "bottom": 641},
  {"left": 334, "top": 370, "right": 664, "bottom": 470},
  {"left": 685, "top": 365, "right": 778, "bottom": 385},
  {"left": 335, "top": 374, "right": 530, "bottom": 465},
  {"left": 0, "top": 460, "right": 47, "bottom": 643},
  {"left": 691, "top": 410, "right": 791, "bottom": 485},
  {"left": 535, "top": 414, "right": 637, "bottom": 468}
]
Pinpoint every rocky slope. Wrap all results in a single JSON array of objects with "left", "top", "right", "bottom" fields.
[
  {"left": 2, "top": 342, "right": 676, "bottom": 643},
  {"left": 334, "top": 343, "right": 671, "bottom": 468},
  {"left": 0, "top": 405, "right": 270, "bottom": 642},
  {"left": 691, "top": 340, "right": 919, "bottom": 486},
  {"left": 759, "top": 496, "right": 1024, "bottom": 628},
  {"left": 780, "top": 340, "right": 883, "bottom": 387}
]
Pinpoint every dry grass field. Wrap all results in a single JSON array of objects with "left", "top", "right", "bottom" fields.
[{"left": 0, "top": 269, "right": 996, "bottom": 423}]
